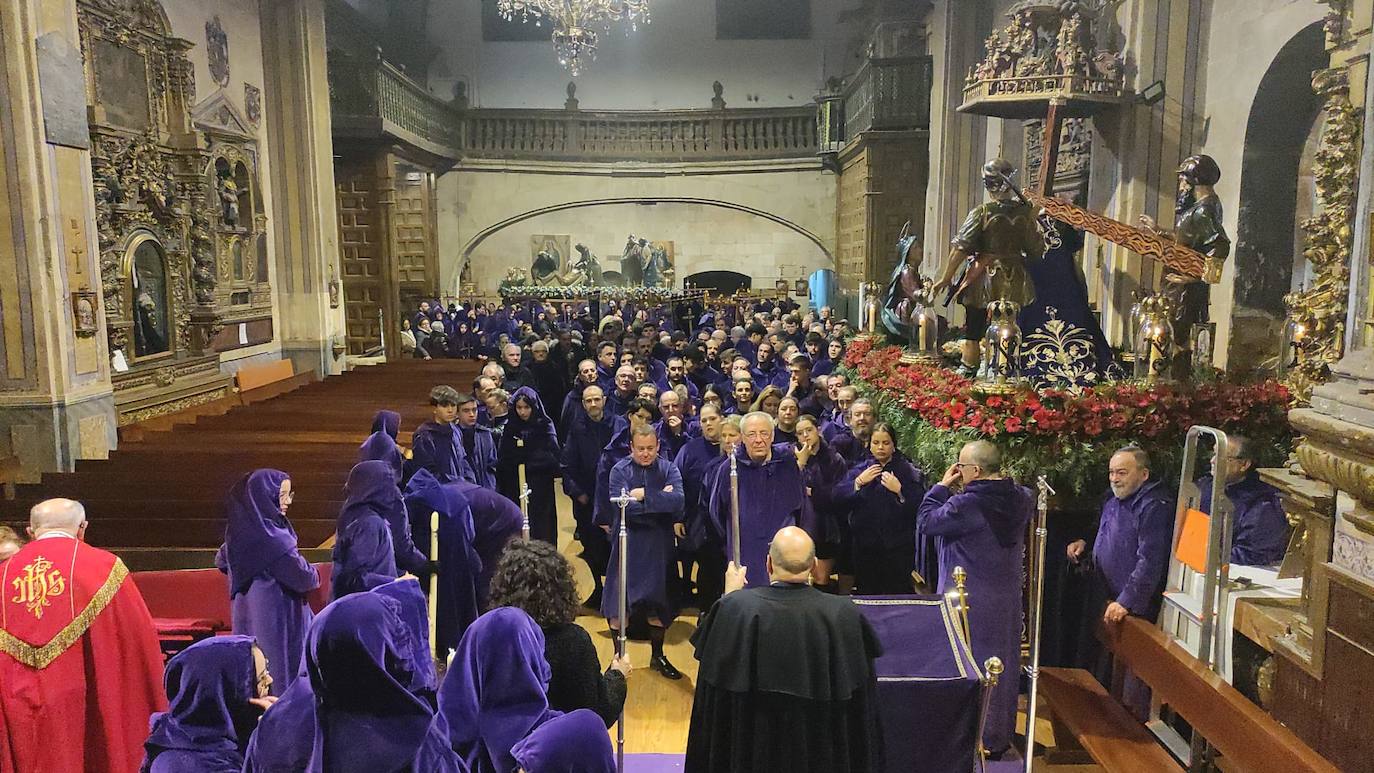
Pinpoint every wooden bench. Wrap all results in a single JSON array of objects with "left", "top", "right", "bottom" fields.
[
  {"left": 1039, "top": 667, "right": 1182, "bottom": 770},
  {"left": 1041, "top": 616, "right": 1338, "bottom": 772}
]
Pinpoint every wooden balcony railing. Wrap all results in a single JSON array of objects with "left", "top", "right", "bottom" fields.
[
  {"left": 844, "top": 55, "right": 933, "bottom": 137},
  {"left": 328, "top": 55, "right": 463, "bottom": 160}
]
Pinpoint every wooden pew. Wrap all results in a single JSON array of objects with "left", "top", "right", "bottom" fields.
[{"left": 1040, "top": 616, "right": 1338, "bottom": 772}]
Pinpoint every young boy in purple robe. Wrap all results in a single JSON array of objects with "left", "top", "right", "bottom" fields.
[
  {"left": 708, "top": 413, "right": 804, "bottom": 589},
  {"left": 216, "top": 469, "right": 319, "bottom": 697},
  {"left": 408, "top": 385, "right": 478, "bottom": 485},
  {"left": 359, "top": 409, "right": 404, "bottom": 482},
  {"left": 441, "top": 607, "right": 562, "bottom": 773},
  {"left": 142, "top": 636, "right": 271, "bottom": 773},
  {"left": 456, "top": 392, "right": 499, "bottom": 489},
  {"left": 560, "top": 385, "right": 617, "bottom": 608},
  {"left": 498, "top": 387, "right": 563, "bottom": 545},
  {"left": 511, "top": 709, "right": 616, "bottom": 773},
  {"left": 918, "top": 440, "right": 1032, "bottom": 756},
  {"left": 601, "top": 424, "right": 687, "bottom": 679},
  {"left": 834, "top": 422, "right": 929, "bottom": 595},
  {"left": 305, "top": 583, "right": 465, "bottom": 772}
]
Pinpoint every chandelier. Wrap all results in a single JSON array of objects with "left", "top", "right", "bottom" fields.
[{"left": 496, "top": 0, "right": 651, "bottom": 76}]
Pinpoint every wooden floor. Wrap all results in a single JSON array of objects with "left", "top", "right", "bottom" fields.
[{"left": 552, "top": 492, "right": 1102, "bottom": 770}]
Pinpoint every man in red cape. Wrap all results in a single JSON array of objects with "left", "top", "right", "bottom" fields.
[{"left": 0, "top": 498, "right": 166, "bottom": 773}]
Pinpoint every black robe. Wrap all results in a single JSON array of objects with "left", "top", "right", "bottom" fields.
[{"left": 685, "top": 583, "right": 883, "bottom": 773}]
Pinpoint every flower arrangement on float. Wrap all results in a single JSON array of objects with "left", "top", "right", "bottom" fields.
[
  {"left": 841, "top": 338, "right": 1294, "bottom": 496},
  {"left": 496, "top": 285, "right": 681, "bottom": 302}
]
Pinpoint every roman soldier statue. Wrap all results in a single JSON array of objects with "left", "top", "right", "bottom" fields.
[{"left": 932, "top": 158, "right": 1046, "bottom": 376}]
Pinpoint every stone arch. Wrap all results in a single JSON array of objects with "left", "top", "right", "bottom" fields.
[
  {"left": 1227, "top": 21, "right": 1327, "bottom": 372},
  {"left": 458, "top": 196, "right": 834, "bottom": 266}
]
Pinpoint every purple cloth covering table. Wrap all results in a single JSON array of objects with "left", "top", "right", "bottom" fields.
[{"left": 852, "top": 595, "right": 984, "bottom": 773}]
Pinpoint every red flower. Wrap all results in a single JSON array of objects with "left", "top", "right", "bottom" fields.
[
  {"left": 949, "top": 402, "right": 968, "bottom": 420},
  {"left": 1004, "top": 416, "right": 1024, "bottom": 433}
]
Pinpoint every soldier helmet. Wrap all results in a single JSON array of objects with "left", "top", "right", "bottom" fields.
[
  {"left": 982, "top": 158, "right": 1017, "bottom": 182},
  {"left": 1177, "top": 155, "right": 1221, "bottom": 186}
]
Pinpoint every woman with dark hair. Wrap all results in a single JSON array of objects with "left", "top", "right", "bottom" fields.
[
  {"left": 216, "top": 469, "right": 319, "bottom": 696},
  {"left": 141, "top": 636, "right": 271, "bottom": 772},
  {"left": 794, "top": 414, "right": 849, "bottom": 591},
  {"left": 488, "top": 540, "right": 629, "bottom": 728},
  {"left": 834, "top": 422, "right": 929, "bottom": 595},
  {"left": 498, "top": 387, "right": 563, "bottom": 545},
  {"left": 453, "top": 321, "right": 477, "bottom": 359},
  {"left": 700, "top": 383, "right": 724, "bottom": 414}
]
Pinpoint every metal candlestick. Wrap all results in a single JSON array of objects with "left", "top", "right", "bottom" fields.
[
  {"left": 728, "top": 453, "right": 742, "bottom": 567},
  {"left": 1023, "top": 476, "right": 1054, "bottom": 772}
]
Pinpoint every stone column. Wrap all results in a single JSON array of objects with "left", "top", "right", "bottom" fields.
[
  {"left": 0, "top": 0, "right": 116, "bottom": 478},
  {"left": 258, "top": 0, "right": 345, "bottom": 376}
]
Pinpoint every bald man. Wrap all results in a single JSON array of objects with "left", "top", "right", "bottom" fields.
[
  {"left": 686, "top": 527, "right": 882, "bottom": 771},
  {"left": 1, "top": 499, "right": 166, "bottom": 773}
]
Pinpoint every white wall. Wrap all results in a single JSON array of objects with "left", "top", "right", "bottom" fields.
[
  {"left": 424, "top": 0, "right": 867, "bottom": 109},
  {"left": 439, "top": 158, "right": 837, "bottom": 293}
]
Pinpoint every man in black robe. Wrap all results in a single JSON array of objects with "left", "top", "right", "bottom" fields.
[{"left": 686, "top": 526, "right": 882, "bottom": 773}]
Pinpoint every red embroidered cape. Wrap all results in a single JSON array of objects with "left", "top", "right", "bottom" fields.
[{"left": 0, "top": 537, "right": 166, "bottom": 773}]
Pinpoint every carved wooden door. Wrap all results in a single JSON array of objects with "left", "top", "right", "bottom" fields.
[{"left": 337, "top": 166, "right": 384, "bottom": 354}]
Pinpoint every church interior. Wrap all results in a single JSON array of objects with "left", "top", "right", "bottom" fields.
[{"left": 3, "top": 0, "right": 1374, "bottom": 771}]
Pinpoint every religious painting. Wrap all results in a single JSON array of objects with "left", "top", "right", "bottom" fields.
[
  {"left": 206, "top": 16, "right": 230, "bottom": 88},
  {"left": 794, "top": 279, "right": 808, "bottom": 297},
  {"left": 244, "top": 83, "right": 261, "bottom": 127},
  {"left": 716, "top": 0, "right": 811, "bottom": 40},
  {"left": 129, "top": 237, "right": 171, "bottom": 358},
  {"left": 775, "top": 279, "right": 790, "bottom": 295},
  {"left": 91, "top": 39, "right": 150, "bottom": 131},
  {"left": 530, "top": 235, "right": 570, "bottom": 284},
  {"left": 72, "top": 289, "right": 99, "bottom": 337}
]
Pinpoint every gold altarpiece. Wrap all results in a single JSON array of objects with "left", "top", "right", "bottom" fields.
[{"left": 77, "top": 0, "right": 271, "bottom": 423}]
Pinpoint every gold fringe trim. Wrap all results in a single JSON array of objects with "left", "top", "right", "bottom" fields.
[{"left": 0, "top": 559, "right": 129, "bottom": 670}]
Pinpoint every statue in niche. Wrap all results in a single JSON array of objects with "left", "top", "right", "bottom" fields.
[
  {"left": 218, "top": 171, "right": 239, "bottom": 227},
  {"left": 573, "top": 243, "right": 603, "bottom": 285},
  {"left": 131, "top": 241, "right": 170, "bottom": 357},
  {"left": 619, "top": 235, "right": 644, "bottom": 286}
]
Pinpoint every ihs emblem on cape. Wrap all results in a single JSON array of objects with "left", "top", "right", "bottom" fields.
[{"left": 11, "top": 557, "right": 67, "bottom": 619}]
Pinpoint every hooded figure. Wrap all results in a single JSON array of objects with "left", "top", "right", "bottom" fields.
[
  {"left": 343, "top": 459, "right": 427, "bottom": 576},
  {"left": 497, "top": 387, "right": 563, "bottom": 545},
  {"left": 440, "top": 607, "right": 561, "bottom": 773},
  {"left": 216, "top": 469, "right": 319, "bottom": 696},
  {"left": 359, "top": 410, "right": 405, "bottom": 483},
  {"left": 918, "top": 476, "right": 1033, "bottom": 754},
  {"left": 332, "top": 462, "right": 406, "bottom": 600},
  {"left": 510, "top": 709, "right": 616, "bottom": 773},
  {"left": 305, "top": 585, "right": 465, "bottom": 772},
  {"left": 404, "top": 470, "right": 485, "bottom": 657},
  {"left": 142, "top": 636, "right": 260, "bottom": 773}
]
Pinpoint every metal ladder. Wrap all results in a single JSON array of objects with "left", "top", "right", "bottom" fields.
[{"left": 1151, "top": 426, "right": 1235, "bottom": 768}]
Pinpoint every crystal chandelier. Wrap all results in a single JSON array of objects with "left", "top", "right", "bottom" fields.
[{"left": 496, "top": 0, "right": 650, "bottom": 76}]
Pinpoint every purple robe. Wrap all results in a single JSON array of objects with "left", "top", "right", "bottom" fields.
[
  {"left": 217, "top": 469, "right": 318, "bottom": 696},
  {"left": 405, "top": 470, "right": 485, "bottom": 655},
  {"left": 1091, "top": 478, "right": 1174, "bottom": 618},
  {"left": 440, "top": 607, "right": 562, "bottom": 773},
  {"left": 450, "top": 479, "right": 525, "bottom": 606},
  {"left": 674, "top": 435, "right": 721, "bottom": 552},
  {"left": 339, "top": 460, "right": 425, "bottom": 577},
  {"left": 359, "top": 431, "right": 404, "bottom": 483},
  {"left": 600, "top": 456, "right": 685, "bottom": 625},
  {"left": 142, "top": 636, "right": 257, "bottom": 773},
  {"left": 918, "top": 478, "right": 1033, "bottom": 753},
  {"left": 305, "top": 587, "right": 465, "bottom": 772},
  {"left": 654, "top": 418, "right": 695, "bottom": 460},
  {"left": 371, "top": 410, "right": 401, "bottom": 438},
  {"left": 510, "top": 709, "right": 615, "bottom": 773},
  {"left": 242, "top": 665, "right": 314, "bottom": 773},
  {"left": 707, "top": 446, "right": 804, "bottom": 587},
  {"left": 834, "top": 453, "right": 928, "bottom": 595},
  {"left": 1199, "top": 471, "right": 1288, "bottom": 565},
  {"left": 409, "top": 420, "right": 477, "bottom": 486},
  {"left": 798, "top": 442, "right": 848, "bottom": 547},
  {"left": 457, "top": 422, "right": 498, "bottom": 490},
  {"left": 592, "top": 421, "right": 633, "bottom": 528},
  {"left": 331, "top": 513, "right": 397, "bottom": 600},
  {"left": 497, "top": 387, "right": 562, "bottom": 545}
]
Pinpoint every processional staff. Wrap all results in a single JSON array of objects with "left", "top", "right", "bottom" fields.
[
  {"left": 428, "top": 510, "right": 440, "bottom": 662},
  {"left": 728, "top": 453, "right": 742, "bottom": 567},
  {"left": 1022, "top": 475, "right": 1054, "bottom": 772},
  {"left": 517, "top": 438, "right": 531, "bottom": 540},
  {"left": 609, "top": 487, "right": 635, "bottom": 773}
]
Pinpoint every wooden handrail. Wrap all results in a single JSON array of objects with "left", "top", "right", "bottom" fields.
[{"left": 1100, "top": 616, "right": 1337, "bottom": 773}]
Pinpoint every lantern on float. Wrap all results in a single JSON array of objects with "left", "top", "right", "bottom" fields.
[
  {"left": 978, "top": 299, "right": 1023, "bottom": 392},
  {"left": 1131, "top": 294, "right": 1174, "bottom": 382}
]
